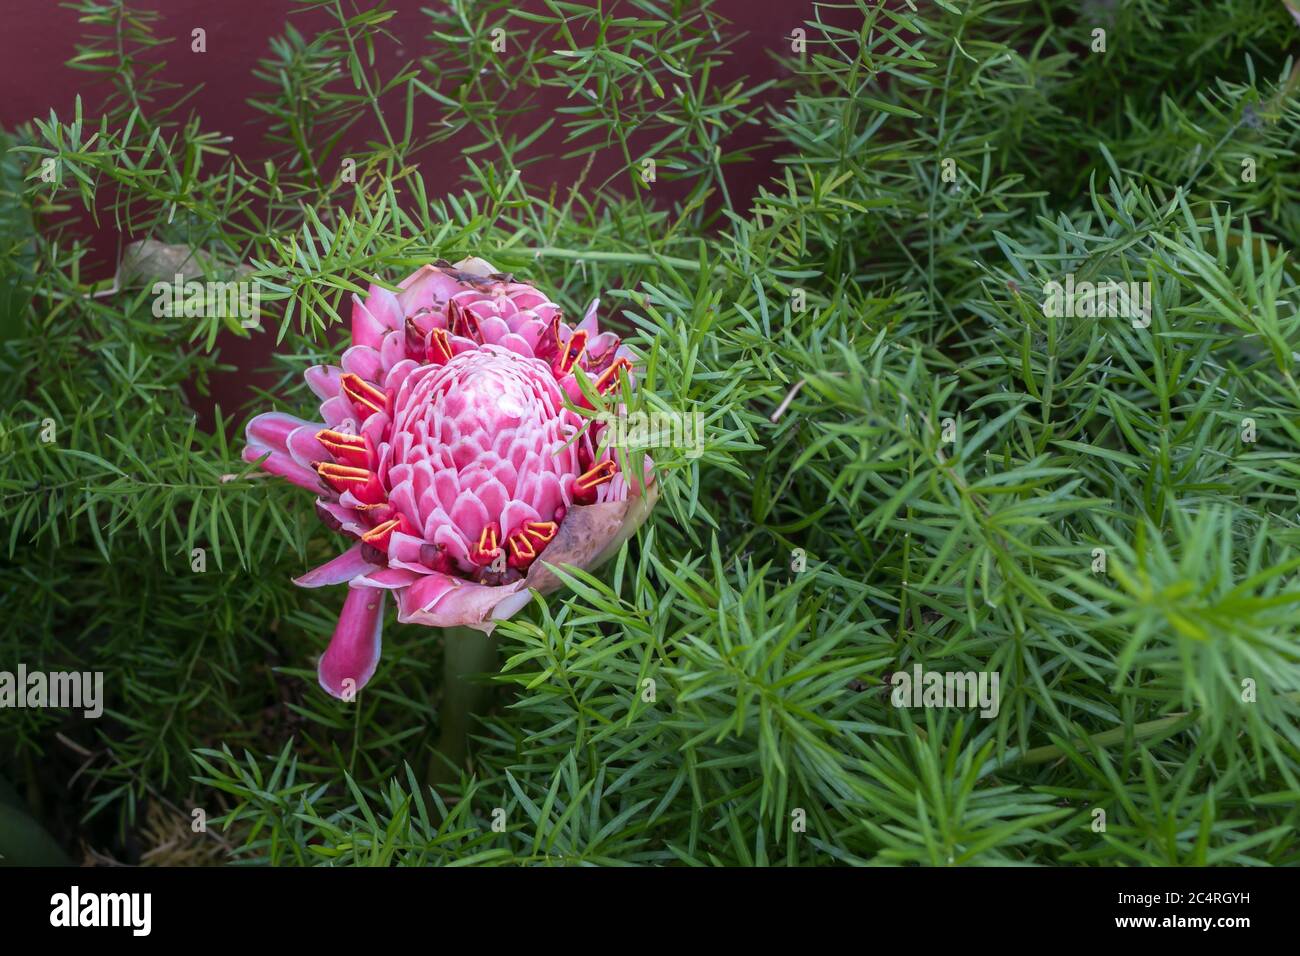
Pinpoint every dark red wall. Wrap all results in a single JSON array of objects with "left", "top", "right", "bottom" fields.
[
  {"left": 1, "top": 0, "right": 825, "bottom": 420},
  {"left": 2, "top": 0, "right": 810, "bottom": 205}
]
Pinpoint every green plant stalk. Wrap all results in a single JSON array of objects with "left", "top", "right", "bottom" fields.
[
  {"left": 1017, "top": 712, "right": 1197, "bottom": 765},
  {"left": 514, "top": 247, "right": 714, "bottom": 271},
  {"left": 427, "top": 626, "right": 500, "bottom": 788},
  {"left": 1013, "top": 691, "right": 1300, "bottom": 766}
]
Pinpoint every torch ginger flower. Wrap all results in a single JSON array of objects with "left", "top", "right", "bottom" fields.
[{"left": 243, "top": 258, "right": 656, "bottom": 699}]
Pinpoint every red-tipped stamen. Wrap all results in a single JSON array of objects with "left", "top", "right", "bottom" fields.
[
  {"left": 504, "top": 520, "right": 560, "bottom": 571},
  {"left": 315, "top": 461, "right": 369, "bottom": 493},
  {"left": 593, "top": 357, "right": 633, "bottom": 396},
  {"left": 360, "top": 518, "right": 402, "bottom": 554},
  {"left": 553, "top": 329, "right": 588, "bottom": 377},
  {"left": 573, "top": 459, "right": 617, "bottom": 503},
  {"left": 522, "top": 520, "right": 558, "bottom": 547},
  {"left": 427, "top": 327, "right": 454, "bottom": 364},
  {"left": 315, "top": 462, "right": 383, "bottom": 504},
  {"left": 506, "top": 531, "right": 538, "bottom": 570},
  {"left": 469, "top": 521, "right": 502, "bottom": 566},
  {"left": 315, "top": 428, "right": 371, "bottom": 468},
  {"left": 340, "top": 372, "right": 389, "bottom": 417}
]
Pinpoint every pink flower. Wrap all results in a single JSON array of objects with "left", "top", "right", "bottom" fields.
[{"left": 243, "top": 258, "right": 657, "bottom": 698}]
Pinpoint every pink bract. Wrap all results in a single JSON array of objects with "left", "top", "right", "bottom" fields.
[{"left": 243, "top": 257, "right": 657, "bottom": 698}]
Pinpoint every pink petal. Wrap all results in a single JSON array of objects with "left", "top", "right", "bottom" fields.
[
  {"left": 587, "top": 330, "right": 620, "bottom": 359},
  {"left": 364, "top": 285, "right": 403, "bottom": 331},
  {"left": 529, "top": 471, "right": 563, "bottom": 519},
  {"left": 286, "top": 425, "right": 329, "bottom": 470},
  {"left": 396, "top": 264, "right": 461, "bottom": 314},
  {"left": 293, "top": 543, "right": 376, "bottom": 588},
  {"left": 352, "top": 566, "right": 425, "bottom": 589},
  {"left": 396, "top": 572, "right": 460, "bottom": 616},
  {"left": 474, "top": 476, "right": 509, "bottom": 521},
  {"left": 500, "top": 500, "right": 540, "bottom": 535},
  {"left": 511, "top": 317, "right": 546, "bottom": 350},
  {"left": 341, "top": 345, "right": 384, "bottom": 381},
  {"left": 499, "top": 332, "right": 534, "bottom": 358},
  {"left": 449, "top": 491, "right": 489, "bottom": 540},
  {"left": 384, "top": 358, "right": 420, "bottom": 393},
  {"left": 388, "top": 479, "right": 420, "bottom": 526},
  {"left": 478, "top": 315, "right": 510, "bottom": 345},
  {"left": 305, "top": 366, "right": 343, "bottom": 401},
  {"left": 434, "top": 524, "right": 471, "bottom": 564},
  {"left": 396, "top": 576, "right": 522, "bottom": 629},
  {"left": 411, "top": 458, "right": 434, "bottom": 502},
  {"left": 247, "top": 411, "right": 319, "bottom": 452},
  {"left": 434, "top": 468, "right": 460, "bottom": 513},
  {"left": 360, "top": 410, "right": 390, "bottom": 448},
  {"left": 317, "top": 500, "right": 366, "bottom": 536},
  {"left": 380, "top": 330, "right": 406, "bottom": 371},
  {"left": 508, "top": 288, "right": 548, "bottom": 310},
  {"left": 490, "top": 588, "right": 536, "bottom": 622},
  {"left": 577, "top": 298, "right": 600, "bottom": 335},
  {"left": 320, "top": 396, "right": 354, "bottom": 428},
  {"left": 421, "top": 505, "right": 454, "bottom": 541},
  {"left": 243, "top": 443, "right": 321, "bottom": 492},
  {"left": 318, "top": 586, "right": 386, "bottom": 699},
  {"left": 352, "top": 294, "right": 390, "bottom": 350},
  {"left": 387, "top": 531, "right": 428, "bottom": 567}
]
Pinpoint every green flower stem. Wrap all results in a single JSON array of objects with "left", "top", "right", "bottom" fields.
[{"left": 427, "top": 626, "right": 500, "bottom": 789}]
